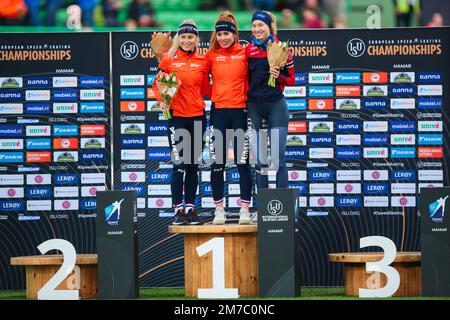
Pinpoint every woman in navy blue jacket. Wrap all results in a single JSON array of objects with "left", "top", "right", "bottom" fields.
[{"left": 245, "top": 10, "right": 295, "bottom": 196}]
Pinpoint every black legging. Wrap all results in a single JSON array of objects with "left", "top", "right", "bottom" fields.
[
  {"left": 167, "top": 115, "right": 206, "bottom": 209},
  {"left": 209, "top": 107, "right": 252, "bottom": 205}
]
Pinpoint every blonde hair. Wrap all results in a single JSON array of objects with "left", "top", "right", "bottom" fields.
[
  {"left": 252, "top": 11, "right": 277, "bottom": 36},
  {"left": 209, "top": 11, "right": 239, "bottom": 51},
  {"left": 267, "top": 11, "right": 277, "bottom": 36},
  {"left": 168, "top": 19, "right": 200, "bottom": 56}
]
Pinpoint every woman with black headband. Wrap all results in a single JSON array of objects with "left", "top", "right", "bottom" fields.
[
  {"left": 152, "top": 19, "right": 212, "bottom": 225},
  {"left": 246, "top": 10, "right": 295, "bottom": 209},
  {"left": 206, "top": 11, "right": 253, "bottom": 225}
]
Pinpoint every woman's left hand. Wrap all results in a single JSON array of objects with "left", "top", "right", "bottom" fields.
[{"left": 269, "top": 66, "right": 280, "bottom": 79}]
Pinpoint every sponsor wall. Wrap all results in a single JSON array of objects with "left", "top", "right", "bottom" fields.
[
  {"left": 0, "top": 33, "right": 111, "bottom": 289},
  {"left": 112, "top": 28, "right": 450, "bottom": 288},
  {"left": 0, "top": 27, "right": 448, "bottom": 290}
]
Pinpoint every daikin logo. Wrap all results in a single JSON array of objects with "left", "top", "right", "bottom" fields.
[
  {"left": 429, "top": 195, "right": 448, "bottom": 223},
  {"left": 105, "top": 199, "right": 124, "bottom": 226}
]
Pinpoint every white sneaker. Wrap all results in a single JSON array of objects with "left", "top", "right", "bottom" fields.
[
  {"left": 250, "top": 211, "right": 257, "bottom": 224},
  {"left": 213, "top": 207, "right": 226, "bottom": 225},
  {"left": 239, "top": 208, "right": 251, "bottom": 225}
]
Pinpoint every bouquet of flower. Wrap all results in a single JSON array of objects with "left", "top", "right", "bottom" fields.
[
  {"left": 267, "top": 40, "right": 289, "bottom": 87},
  {"left": 150, "top": 32, "right": 173, "bottom": 61},
  {"left": 155, "top": 71, "right": 181, "bottom": 119}
]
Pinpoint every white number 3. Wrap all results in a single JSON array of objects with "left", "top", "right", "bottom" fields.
[{"left": 359, "top": 236, "right": 400, "bottom": 298}]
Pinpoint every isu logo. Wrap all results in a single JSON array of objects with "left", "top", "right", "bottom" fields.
[
  {"left": 347, "top": 38, "right": 365, "bottom": 57},
  {"left": 267, "top": 200, "right": 283, "bottom": 215},
  {"left": 120, "top": 41, "right": 139, "bottom": 60}
]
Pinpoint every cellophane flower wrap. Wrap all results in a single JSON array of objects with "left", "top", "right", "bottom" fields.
[
  {"left": 150, "top": 32, "right": 173, "bottom": 61},
  {"left": 267, "top": 40, "right": 289, "bottom": 87},
  {"left": 155, "top": 71, "right": 182, "bottom": 120}
]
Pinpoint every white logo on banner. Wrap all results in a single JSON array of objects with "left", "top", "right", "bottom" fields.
[
  {"left": 347, "top": 38, "right": 365, "bottom": 57},
  {"left": 120, "top": 41, "right": 139, "bottom": 60}
]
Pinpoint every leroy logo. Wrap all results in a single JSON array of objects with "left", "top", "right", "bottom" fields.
[
  {"left": 80, "top": 125, "right": 105, "bottom": 136},
  {"left": 336, "top": 86, "right": 360, "bottom": 97},
  {"left": 288, "top": 122, "right": 307, "bottom": 133},
  {"left": 428, "top": 195, "right": 448, "bottom": 223},
  {"left": 418, "top": 147, "right": 443, "bottom": 158},
  {"left": 105, "top": 199, "right": 124, "bottom": 226},
  {"left": 53, "top": 138, "right": 78, "bottom": 149},
  {"left": 363, "top": 72, "right": 387, "bottom": 83},
  {"left": 26, "top": 152, "right": 51, "bottom": 163},
  {"left": 120, "top": 101, "right": 145, "bottom": 112},
  {"left": 309, "top": 99, "right": 333, "bottom": 110}
]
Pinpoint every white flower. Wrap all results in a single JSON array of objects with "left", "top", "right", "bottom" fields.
[{"left": 165, "top": 74, "right": 170, "bottom": 81}]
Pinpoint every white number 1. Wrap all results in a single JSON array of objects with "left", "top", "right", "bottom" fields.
[
  {"left": 196, "top": 237, "right": 239, "bottom": 299},
  {"left": 359, "top": 236, "right": 400, "bottom": 298}
]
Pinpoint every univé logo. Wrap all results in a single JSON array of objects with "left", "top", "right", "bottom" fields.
[
  {"left": 105, "top": 199, "right": 124, "bottom": 226},
  {"left": 429, "top": 195, "right": 448, "bottom": 223},
  {"left": 347, "top": 38, "right": 365, "bottom": 57},
  {"left": 120, "top": 41, "right": 139, "bottom": 60},
  {"left": 267, "top": 200, "right": 283, "bottom": 215}
]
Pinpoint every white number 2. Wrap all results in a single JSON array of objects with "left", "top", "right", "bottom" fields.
[
  {"left": 359, "top": 236, "right": 400, "bottom": 298},
  {"left": 37, "top": 239, "right": 79, "bottom": 300},
  {"left": 196, "top": 237, "right": 239, "bottom": 299}
]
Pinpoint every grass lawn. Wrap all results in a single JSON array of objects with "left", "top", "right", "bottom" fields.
[{"left": 1, "top": 287, "right": 449, "bottom": 300}]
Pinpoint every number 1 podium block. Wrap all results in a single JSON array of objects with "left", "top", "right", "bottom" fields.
[{"left": 168, "top": 224, "right": 258, "bottom": 297}]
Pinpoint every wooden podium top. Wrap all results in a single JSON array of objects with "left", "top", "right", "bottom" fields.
[
  {"left": 11, "top": 254, "right": 98, "bottom": 266},
  {"left": 169, "top": 224, "right": 257, "bottom": 234},
  {"left": 328, "top": 252, "right": 421, "bottom": 263}
]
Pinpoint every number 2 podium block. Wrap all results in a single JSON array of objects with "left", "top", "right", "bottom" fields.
[{"left": 168, "top": 225, "right": 258, "bottom": 297}]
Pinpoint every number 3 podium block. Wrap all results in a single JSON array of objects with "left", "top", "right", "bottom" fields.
[{"left": 168, "top": 224, "right": 258, "bottom": 297}]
